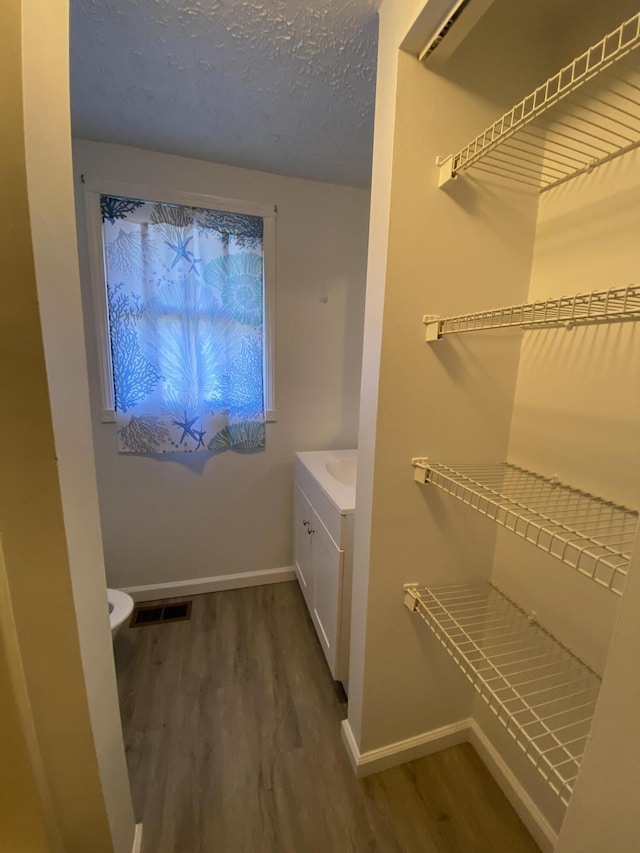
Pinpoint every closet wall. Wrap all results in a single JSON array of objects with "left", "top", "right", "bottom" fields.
[
  {"left": 350, "top": 0, "right": 555, "bottom": 751},
  {"left": 375, "top": 4, "right": 567, "bottom": 832},
  {"left": 349, "top": 0, "right": 640, "bottom": 847},
  {"left": 476, "top": 2, "right": 640, "bottom": 837}
]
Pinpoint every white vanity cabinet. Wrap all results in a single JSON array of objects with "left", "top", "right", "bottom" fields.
[
  {"left": 293, "top": 484, "right": 315, "bottom": 608},
  {"left": 293, "top": 451, "right": 356, "bottom": 687}
]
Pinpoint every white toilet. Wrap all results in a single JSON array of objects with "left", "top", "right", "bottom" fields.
[{"left": 108, "top": 588, "right": 134, "bottom": 637}]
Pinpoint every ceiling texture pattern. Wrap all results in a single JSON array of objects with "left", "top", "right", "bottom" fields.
[{"left": 70, "top": 0, "right": 380, "bottom": 187}]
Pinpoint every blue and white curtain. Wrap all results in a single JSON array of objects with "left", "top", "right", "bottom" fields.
[{"left": 101, "top": 195, "right": 265, "bottom": 453}]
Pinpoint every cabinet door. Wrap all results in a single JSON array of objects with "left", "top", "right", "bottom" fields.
[
  {"left": 311, "top": 511, "right": 344, "bottom": 677},
  {"left": 293, "top": 484, "right": 314, "bottom": 607}
]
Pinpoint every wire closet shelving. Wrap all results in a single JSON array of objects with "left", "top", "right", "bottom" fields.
[
  {"left": 403, "top": 583, "right": 601, "bottom": 805},
  {"left": 411, "top": 460, "right": 638, "bottom": 595},
  {"left": 436, "top": 11, "right": 640, "bottom": 191},
  {"left": 423, "top": 283, "right": 640, "bottom": 341}
]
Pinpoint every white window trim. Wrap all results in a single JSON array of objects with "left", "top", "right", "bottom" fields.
[{"left": 82, "top": 176, "right": 277, "bottom": 423}]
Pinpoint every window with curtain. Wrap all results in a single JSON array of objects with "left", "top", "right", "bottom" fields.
[{"left": 96, "top": 192, "right": 274, "bottom": 454}]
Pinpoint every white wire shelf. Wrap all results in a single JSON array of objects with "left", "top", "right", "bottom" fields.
[
  {"left": 403, "top": 582, "right": 601, "bottom": 805},
  {"left": 411, "top": 460, "right": 638, "bottom": 595},
  {"left": 423, "top": 283, "right": 640, "bottom": 340},
  {"left": 437, "top": 12, "right": 640, "bottom": 192}
]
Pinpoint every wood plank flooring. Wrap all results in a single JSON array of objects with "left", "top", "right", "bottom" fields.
[{"left": 114, "top": 581, "right": 540, "bottom": 853}]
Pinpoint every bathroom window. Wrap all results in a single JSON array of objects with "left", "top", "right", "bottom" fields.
[{"left": 83, "top": 179, "right": 276, "bottom": 454}]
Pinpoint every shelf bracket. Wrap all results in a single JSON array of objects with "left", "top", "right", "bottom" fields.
[
  {"left": 435, "top": 155, "right": 456, "bottom": 188},
  {"left": 403, "top": 587, "right": 419, "bottom": 612},
  {"left": 423, "top": 314, "right": 443, "bottom": 342},
  {"left": 411, "top": 457, "right": 430, "bottom": 484}
]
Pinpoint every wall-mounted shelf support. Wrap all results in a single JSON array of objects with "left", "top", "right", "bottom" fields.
[
  {"left": 435, "top": 155, "right": 456, "bottom": 188},
  {"left": 435, "top": 12, "right": 640, "bottom": 192},
  {"left": 411, "top": 457, "right": 430, "bottom": 483},
  {"left": 423, "top": 284, "right": 640, "bottom": 341},
  {"left": 404, "top": 582, "right": 601, "bottom": 805},
  {"left": 423, "top": 315, "right": 443, "bottom": 341},
  {"left": 411, "top": 459, "right": 638, "bottom": 595}
]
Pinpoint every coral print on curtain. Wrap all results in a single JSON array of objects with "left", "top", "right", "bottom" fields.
[{"left": 101, "top": 195, "right": 266, "bottom": 453}]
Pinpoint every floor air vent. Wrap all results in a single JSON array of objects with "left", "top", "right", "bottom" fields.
[{"left": 130, "top": 601, "right": 192, "bottom": 627}]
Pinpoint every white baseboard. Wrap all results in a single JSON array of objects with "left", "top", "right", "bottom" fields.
[
  {"left": 131, "top": 823, "right": 143, "bottom": 853},
  {"left": 468, "top": 721, "right": 558, "bottom": 853},
  {"left": 341, "top": 717, "right": 558, "bottom": 851},
  {"left": 340, "top": 717, "right": 471, "bottom": 778},
  {"left": 121, "top": 566, "right": 295, "bottom": 602}
]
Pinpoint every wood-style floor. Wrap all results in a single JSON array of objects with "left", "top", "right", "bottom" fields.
[{"left": 114, "top": 581, "right": 540, "bottom": 853}]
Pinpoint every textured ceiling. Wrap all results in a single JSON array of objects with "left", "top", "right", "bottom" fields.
[{"left": 70, "top": 0, "right": 380, "bottom": 188}]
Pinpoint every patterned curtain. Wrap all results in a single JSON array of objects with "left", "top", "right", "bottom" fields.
[{"left": 101, "top": 195, "right": 265, "bottom": 453}]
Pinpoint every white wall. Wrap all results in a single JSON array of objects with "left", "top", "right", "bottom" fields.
[
  {"left": 557, "top": 539, "right": 640, "bottom": 852},
  {"left": 15, "top": 2, "right": 135, "bottom": 849},
  {"left": 349, "top": 0, "right": 554, "bottom": 754},
  {"left": 493, "top": 146, "right": 640, "bottom": 675},
  {"left": 347, "top": 0, "right": 429, "bottom": 751},
  {"left": 73, "top": 140, "right": 370, "bottom": 590},
  {"left": 487, "top": 81, "right": 640, "bottom": 838}
]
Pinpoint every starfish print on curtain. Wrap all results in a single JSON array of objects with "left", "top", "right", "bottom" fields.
[{"left": 101, "top": 196, "right": 266, "bottom": 454}]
